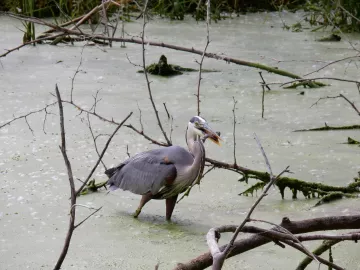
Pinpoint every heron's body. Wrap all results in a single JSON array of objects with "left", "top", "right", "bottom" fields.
[{"left": 106, "top": 116, "right": 219, "bottom": 220}]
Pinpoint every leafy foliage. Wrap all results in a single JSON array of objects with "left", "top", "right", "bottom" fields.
[{"left": 305, "top": 0, "right": 360, "bottom": 32}]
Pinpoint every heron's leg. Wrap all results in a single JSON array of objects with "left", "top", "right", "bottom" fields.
[
  {"left": 134, "top": 192, "right": 153, "bottom": 218},
  {"left": 165, "top": 195, "right": 178, "bottom": 221}
]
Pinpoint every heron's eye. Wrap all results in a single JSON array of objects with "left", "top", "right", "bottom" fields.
[{"left": 194, "top": 121, "right": 199, "bottom": 127}]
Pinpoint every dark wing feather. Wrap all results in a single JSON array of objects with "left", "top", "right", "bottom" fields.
[{"left": 107, "top": 151, "right": 177, "bottom": 195}]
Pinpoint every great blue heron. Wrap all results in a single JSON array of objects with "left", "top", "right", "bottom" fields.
[{"left": 105, "top": 116, "right": 221, "bottom": 220}]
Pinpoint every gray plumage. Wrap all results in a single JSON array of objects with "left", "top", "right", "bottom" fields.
[
  {"left": 106, "top": 116, "right": 220, "bottom": 220},
  {"left": 107, "top": 146, "right": 193, "bottom": 198}
]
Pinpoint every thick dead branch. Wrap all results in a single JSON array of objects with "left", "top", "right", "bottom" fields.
[
  {"left": 53, "top": 84, "right": 76, "bottom": 270},
  {"left": 175, "top": 215, "right": 360, "bottom": 270}
]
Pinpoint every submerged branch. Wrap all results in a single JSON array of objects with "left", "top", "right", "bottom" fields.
[{"left": 294, "top": 124, "right": 360, "bottom": 132}]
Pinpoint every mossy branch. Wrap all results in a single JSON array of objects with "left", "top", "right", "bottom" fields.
[
  {"left": 294, "top": 124, "right": 360, "bottom": 132},
  {"left": 283, "top": 81, "right": 327, "bottom": 89},
  {"left": 80, "top": 179, "right": 108, "bottom": 195},
  {"left": 296, "top": 240, "right": 342, "bottom": 270},
  {"left": 347, "top": 137, "right": 360, "bottom": 145},
  {"left": 206, "top": 157, "right": 360, "bottom": 206},
  {"left": 239, "top": 182, "right": 266, "bottom": 196},
  {"left": 314, "top": 192, "right": 358, "bottom": 207}
]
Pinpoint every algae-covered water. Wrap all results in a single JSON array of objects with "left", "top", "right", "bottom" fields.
[{"left": 0, "top": 11, "right": 360, "bottom": 270}]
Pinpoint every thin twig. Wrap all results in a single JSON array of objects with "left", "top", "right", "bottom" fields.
[
  {"left": 304, "top": 55, "right": 360, "bottom": 77},
  {"left": 74, "top": 206, "right": 103, "bottom": 229},
  {"left": 87, "top": 113, "right": 107, "bottom": 170},
  {"left": 75, "top": 112, "right": 132, "bottom": 196},
  {"left": 177, "top": 165, "right": 216, "bottom": 204},
  {"left": 140, "top": 1, "right": 171, "bottom": 145},
  {"left": 70, "top": 46, "right": 85, "bottom": 103},
  {"left": 0, "top": 101, "right": 57, "bottom": 129},
  {"left": 261, "top": 85, "right": 265, "bottom": 119},
  {"left": 169, "top": 115, "right": 174, "bottom": 143},
  {"left": 125, "top": 124, "right": 168, "bottom": 146},
  {"left": 136, "top": 102, "right": 144, "bottom": 132},
  {"left": 259, "top": 72, "right": 271, "bottom": 90},
  {"left": 311, "top": 94, "right": 360, "bottom": 116},
  {"left": 219, "top": 135, "right": 290, "bottom": 267},
  {"left": 0, "top": 32, "right": 64, "bottom": 58},
  {"left": 163, "top": 102, "right": 170, "bottom": 119},
  {"left": 126, "top": 145, "right": 130, "bottom": 158},
  {"left": 232, "top": 97, "right": 238, "bottom": 165},
  {"left": 24, "top": 117, "right": 34, "bottom": 135},
  {"left": 196, "top": 0, "right": 210, "bottom": 116}
]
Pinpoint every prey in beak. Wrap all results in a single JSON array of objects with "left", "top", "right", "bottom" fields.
[{"left": 200, "top": 123, "right": 221, "bottom": 146}]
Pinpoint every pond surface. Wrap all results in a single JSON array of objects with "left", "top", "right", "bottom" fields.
[{"left": 1, "top": 11, "right": 360, "bottom": 270}]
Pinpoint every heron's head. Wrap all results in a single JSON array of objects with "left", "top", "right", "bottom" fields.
[{"left": 188, "top": 116, "right": 221, "bottom": 145}]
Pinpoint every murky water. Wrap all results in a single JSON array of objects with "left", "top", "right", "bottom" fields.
[{"left": 1, "top": 11, "right": 360, "bottom": 270}]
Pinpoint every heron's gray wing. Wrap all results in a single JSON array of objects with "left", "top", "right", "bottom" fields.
[{"left": 108, "top": 151, "right": 177, "bottom": 195}]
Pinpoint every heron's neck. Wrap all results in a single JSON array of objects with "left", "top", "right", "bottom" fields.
[
  {"left": 186, "top": 127, "right": 199, "bottom": 155},
  {"left": 186, "top": 128, "right": 205, "bottom": 184}
]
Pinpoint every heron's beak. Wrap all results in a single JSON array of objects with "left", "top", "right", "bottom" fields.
[{"left": 201, "top": 123, "right": 221, "bottom": 146}]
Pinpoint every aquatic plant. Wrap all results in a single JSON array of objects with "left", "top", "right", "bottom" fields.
[
  {"left": 305, "top": 0, "right": 360, "bottom": 32},
  {"left": 21, "top": 0, "right": 36, "bottom": 44}
]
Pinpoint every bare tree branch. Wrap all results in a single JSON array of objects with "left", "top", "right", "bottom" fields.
[
  {"left": 53, "top": 84, "right": 76, "bottom": 270},
  {"left": 70, "top": 46, "right": 85, "bottom": 103},
  {"left": 140, "top": 0, "right": 171, "bottom": 146},
  {"left": 0, "top": 101, "right": 57, "bottom": 130},
  {"left": 311, "top": 94, "right": 360, "bottom": 116},
  {"left": 74, "top": 206, "right": 103, "bottom": 229},
  {"left": 304, "top": 55, "right": 360, "bottom": 77}
]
